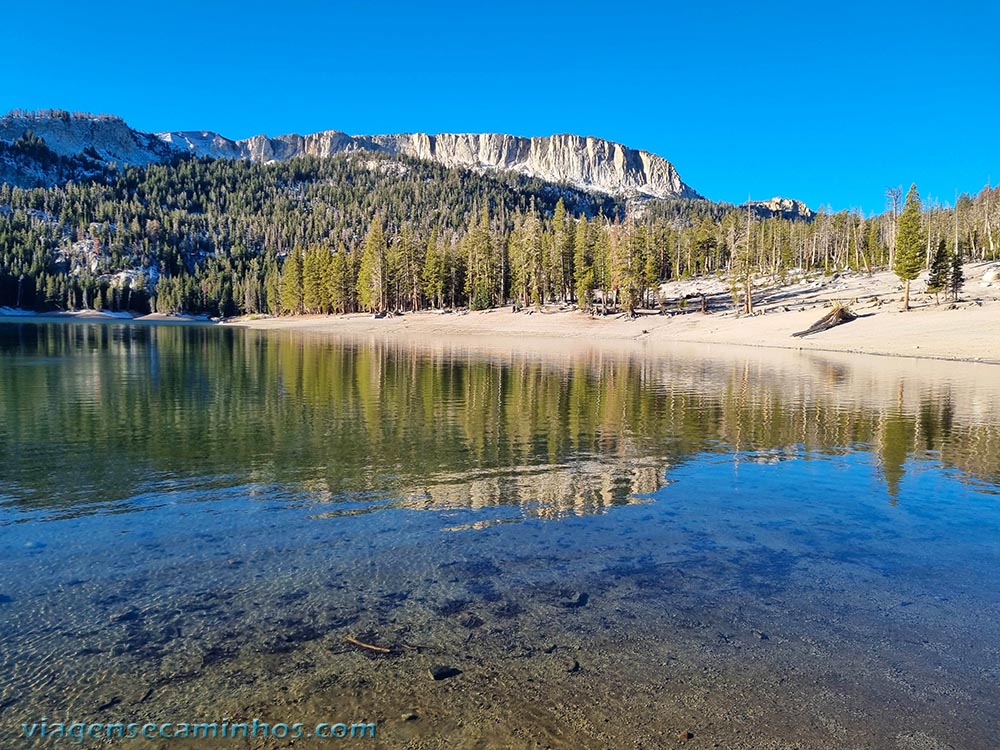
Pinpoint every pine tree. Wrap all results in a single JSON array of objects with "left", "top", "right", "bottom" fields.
[
  {"left": 302, "top": 246, "right": 327, "bottom": 313},
  {"left": 949, "top": 243, "right": 965, "bottom": 302},
  {"left": 523, "top": 211, "right": 544, "bottom": 307},
  {"left": 592, "top": 219, "right": 611, "bottom": 315},
  {"left": 573, "top": 215, "right": 593, "bottom": 308},
  {"left": 329, "top": 251, "right": 350, "bottom": 313},
  {"left": 550, "top": 198, "right": 573, "bottom": 302},
  {"left": 264, "top": 259, "right": 281, "bottom": 315},
  {"left": 926, "top": 238, "right": 949, "bottom": 304},
  {"left": 357, "top": 216, "right": 387, "bottom": 313},
  {"left": 396, "top": 223, "right": 423, "bottom": 311},
  {"left": 279, "top": 248, "right": 303, "bottom": 314},
  {"left": 893, "top": 184, "right": 924, "bottom": 311},
  {"left": 422, "top": 232, "right": 444, "bottom": 309},
  {"left": 463, "top": 208, "right": 495, "bottom": 310}
]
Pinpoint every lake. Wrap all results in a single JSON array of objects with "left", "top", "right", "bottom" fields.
[{"left": 1, "top": 321, "right": 998, "bottom": 750}]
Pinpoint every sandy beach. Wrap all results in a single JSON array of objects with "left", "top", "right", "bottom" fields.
[
  {"left": 228, "top": 262, "right": 1000, "bottom": 364},
  {"left": 4, "top": 263, "right": 998, "bottom": 363}
]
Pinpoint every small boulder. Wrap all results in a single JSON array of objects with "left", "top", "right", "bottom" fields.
[
  {"left": 561, "top": 591, "right": 589, "bottom": 608},
  {"left": 428, "top": 664, "right": 461, "bottom": 681}
]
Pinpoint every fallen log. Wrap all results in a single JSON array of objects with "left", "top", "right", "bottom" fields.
[{"left": 792, "top": 305, "right": 857, "bottom": 338}]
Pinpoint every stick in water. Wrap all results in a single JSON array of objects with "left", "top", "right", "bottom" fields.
[{"left": 345, "top": 635, "right": 391, "bottom": 653}]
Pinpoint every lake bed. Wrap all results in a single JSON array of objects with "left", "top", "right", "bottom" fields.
[{"left": 2, "top": 321, "right": 998, "bottom": 749}]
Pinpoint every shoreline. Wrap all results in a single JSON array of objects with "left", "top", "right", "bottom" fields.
[
  {"left": 0, "top": 309, "right": 216, "bottom": 325},
  {"left": 224, "top": 299, "right": 1000, "bottom": 365},
  {"left": 227, "top": 261, "right": 1000, "bottom": 364},
  {"left": 4, "top": 263, "right": 999, "bottom": 364}
]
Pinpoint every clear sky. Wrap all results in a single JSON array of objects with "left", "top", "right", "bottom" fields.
[{"left": 2, "top": 0, "right": 997, "bottom": 214}]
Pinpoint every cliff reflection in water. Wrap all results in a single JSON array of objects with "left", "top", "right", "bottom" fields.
[{"left": 0, "top": 321, "right": 998, "bottom": 522}]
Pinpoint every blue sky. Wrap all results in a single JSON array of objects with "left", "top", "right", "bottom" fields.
[{"left": 2, "top": 0, "right": 997, "bottom": 213}]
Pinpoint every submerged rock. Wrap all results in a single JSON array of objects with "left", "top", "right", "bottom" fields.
[
  {"left": 428, "top": 664, "right": 461, "bottom": 681},
  {"left": 561, "top": 591, "right": 589, "bottom": 608},
  {"left": 458, "top": 612, "right": 484, "bottom": 629}
]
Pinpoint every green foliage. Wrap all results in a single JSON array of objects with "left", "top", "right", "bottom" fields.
[
  {"left": 894, "top": 184, "right": 925, "bottom": 282},
  {"left": 573, "top": 216, "right": 594, "bottom": 308},
  {"left": 926, "top": 239, "right": 949, "bottom": 296},
  {"left": 1, "top": 148, "right": 998, "bottom": 318},
  {"left": 279, "top": 248, "right": 303, "bottom": 314},
  {"left": 463, "top": 208, "right": 498, "bottom": 310},
  {"left": 950, "top": 244, "right": 965, "bottom": 302},
  {"left": 893, "top": 184, "right": 925, "bottom": 310},
  {"left": 357, "top": 217, "right": 387, "bottom": 313}
]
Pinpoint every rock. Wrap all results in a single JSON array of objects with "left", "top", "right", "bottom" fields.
[
  {"left": 677, "top": 730, "right": 694, "bottom": 740},
  {"left": 401, "top": 711, "right": 419, "bottom": 722},
  {"left": 428, "top": 664, "right": 461, "bottom": 681},
  {"left": 753, "top": 630, "right": 769, "bottom": 640},
  {"left": 110, "top": 608, "right": 141, "bottom": 624},
  {"left": 983, "top": 267, "right": 1000, "bottom": 283},
  {"left": 561, "top": 591, "right": 589, "bottom": 608},
  {"left": 563, "top": 658, "right": 580, "bottom": 673},
  {"left": 742, "top": 197, "right": 815, "bottom": 221},
  {"left": 458, "top": 612, "right": 483, "bottom": 629},
  {"left": 95, "top": 696, "right": 121, "bottom": 711}
]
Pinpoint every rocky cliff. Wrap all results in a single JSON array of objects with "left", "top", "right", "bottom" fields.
[
  {"left": 0, "top": 111, "right": 174, "bottom": 166},
  {"left": 743, "top": 196, "right": 815, "bottom": 221},
  {"left": 0, "top": 110, "right": 701, "bottom": 200},
  {"left": 163, "top": 129, "right": 702, "bottom": 199}
]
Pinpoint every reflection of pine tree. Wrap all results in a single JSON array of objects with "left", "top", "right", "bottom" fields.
[{"left": 878, "top": 411, "right": 911, "bottom": 504}]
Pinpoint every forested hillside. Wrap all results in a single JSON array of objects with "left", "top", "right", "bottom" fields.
[{"left": 1, "top": 138, "right": 997, "bottom": 317}]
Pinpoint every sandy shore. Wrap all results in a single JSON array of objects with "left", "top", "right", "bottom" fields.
[
  {"left": 230, "top": 262, "right": 1000, "bottom": 364},
  {"left": 4, "top": 263, "right": 997, "bottom": 362}
]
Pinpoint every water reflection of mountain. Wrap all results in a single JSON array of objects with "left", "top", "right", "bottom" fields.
[
  {"left": 0, "top": 321, "right": 998, "bottom": 518},
  {"left": 408, "top": 459, "right": 665, "bottom": 519}
]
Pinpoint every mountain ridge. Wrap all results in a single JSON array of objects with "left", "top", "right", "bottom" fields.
[{"left": 0, "top": 110, "right": 701, "bottom": 201}]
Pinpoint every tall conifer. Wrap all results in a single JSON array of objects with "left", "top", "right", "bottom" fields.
[{"left": 893, "top": 184, "right": 924, "bottom": 311}]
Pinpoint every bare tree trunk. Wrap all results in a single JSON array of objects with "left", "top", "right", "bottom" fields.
[{"left": 986, "top": 186, "right": 997, "bottom": 257}]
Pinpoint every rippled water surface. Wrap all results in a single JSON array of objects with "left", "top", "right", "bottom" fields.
[{"left": 1, "top": 321, "right": 999, "bottom": 750}]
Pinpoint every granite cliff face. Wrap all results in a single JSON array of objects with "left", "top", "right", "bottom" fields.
[
  {"left": 0, "top": 111, "right": 701, "bottom": 200},
  {"left": 0, "top": 111, "right": 174, "bottom": 166},
  {"left": 743, "top": 196, "right": 815, "bottom": 221},
  {"left": 164, "top": 129, "right": 701, "bottom": 199}
]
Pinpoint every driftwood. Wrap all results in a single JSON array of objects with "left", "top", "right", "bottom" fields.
[
  {"left": 792, "top": 306, "right": 857, "bottom": 338},
  {"left": 345, "top": 635, "right": 391, "bottom": 653}
]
